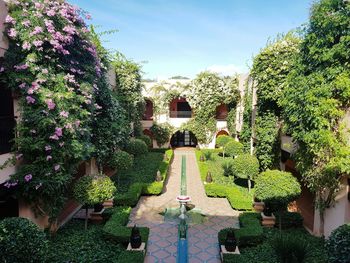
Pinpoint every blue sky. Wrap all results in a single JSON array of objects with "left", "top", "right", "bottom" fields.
[{"left": 69, "top": 0, "right": 311, "bottom": 79}]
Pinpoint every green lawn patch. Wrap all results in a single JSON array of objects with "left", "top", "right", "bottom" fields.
[
  {"left": 196, "top": 149, "right": 253, "bottom": 211},
  {"left": 113, "top": 149, "right": 173, "bottom": 206}
]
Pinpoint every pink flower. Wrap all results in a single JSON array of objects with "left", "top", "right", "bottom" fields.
[
  {"left": 22, "top": 42, "right": 31, "bottom": 50},
  {"left": 45, "top": 145, "right": 52, "bottom": 151},
  {"left": 33, "top": 40, "right": 43, "bottom": 47},
  {"left": 63, "top": 25, "right": 76, "bottom": 35},
  {"left": 34, "top": 2, "right": 43, "bottom": 9},
  {"left": 49, "top": 134, "right": 59, "bottom": 140},
  {"left": 30, "top": 26, "right": 43, "bottom": 36},
  {"left": 47, "top": 9, "right": 55, "bottom": 16},
  {"left": 8, "top": 28, "right": 17, "bottom": 38},
  {"left": 59, "top": 142, "right": 65, "bottom": 147},
  {"left": 55, "top": 127, "right": 63, "bottom": 137},
  {"left": 26, "top": 96, "right": 35, "bottom": 104},
  {"left": 60, "top": 111, "right": 69, "bottom": 118},
  {"left": 24, "top": 174, "right": 32, "bottom": 182},
  {"left": 46, "top": 155, "right": 52, "bottom": 161},
  {"left": 5, "top": 15, "right": 15, "bottom": 24},
  {"left": 75, "top": 120, "right": 81, "bottom": 127},
  {"left": 42, "top": 69, "right": 48, "bottom": 74},
  {"left": 54, "top": 164, "right": 60, "bottom": 171},
  {"left": 14, "top": 64, "right": 28, "bottom": 71},
  {"left": 0, "top": 67, "right": 4, "bottom": 72},
  {"left": 19, "top": 83, "right": 26, "bottom": 89},
  {"left": 22, "top": 20, "right": 31, "bottom": 27},
  {"left": 46, "top": 99, "right": 56, "bottom": 110}
]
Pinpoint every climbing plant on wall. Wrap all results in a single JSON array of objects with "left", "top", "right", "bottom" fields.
[
  {"left": 184, "top": 71, "right": 239, "bottom": 144},
  {"left": 112, "top": 52, "right": 144, "bottom": 136},
  {"left": 0, "top": 0, "right": 102, "bottom": 220},
  {"left": 89, "top": 27, "right": 130, "bottom": 167},
  {"left": 281, "top": 0, "right": 350, "bottom": 234},
  {"left": 250, "top": 33, "right": 301, "bottom": 170}
]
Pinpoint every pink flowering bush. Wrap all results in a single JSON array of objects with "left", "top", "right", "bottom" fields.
[{"left": 0, "top": 0, "right": 103, "bottom": 219}]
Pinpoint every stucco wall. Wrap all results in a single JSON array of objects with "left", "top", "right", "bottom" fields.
[
  {"left": 313, "top": 176, "right": 350, "bottom": 237},
  {"left": 0, "top": 0, "right": 8, "bottom": 57}
]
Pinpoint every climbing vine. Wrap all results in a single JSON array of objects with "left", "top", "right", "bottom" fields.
[
  {"left": 112, "top": 52, "right": 144, "bottom": 136},
  {"left": 185, "top": 71, "right": 239, "bottom": 144},
  {"left": 250, "top": 33, "right": 301, "bottom": 170}
]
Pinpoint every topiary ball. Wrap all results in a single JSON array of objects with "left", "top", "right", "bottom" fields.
[
  {"left": 326, "top": 223, "right": 350, "bottom": 263},
  {"left": 125, "top": 139, "right": 148, "bottom": 156},
  {"left": 73, "top": 174, "right": 116, "bottom": 206},
  {"left": 216, "top": 135, "right": 234, "bottom": 148},
  {"left": 0, "top": 217, "right": 48, "bottom": 263},
  {"left": 110, "top": 150, "right": 134, "bottom": 171},
  {"left": 224, "top": 141, "right": 244, "bottom": 157},
  {"left": 137, "top": 135, "right": 152, "bottom": 148}
]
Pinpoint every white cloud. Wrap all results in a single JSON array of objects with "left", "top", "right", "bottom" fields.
[{"left": 206, "top": 64, "right": 243, "bottom": 76}]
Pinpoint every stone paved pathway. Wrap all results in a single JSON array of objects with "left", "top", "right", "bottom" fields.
[{"left": 128, "top": 148, "right": 240, "bottom": 263}]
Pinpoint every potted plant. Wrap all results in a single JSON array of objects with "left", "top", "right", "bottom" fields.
[
  {"left": 130, "top": 225, "right": 142, "bottom": 249},
  {"left": 224, "top": 230, "right": 237, "bottom": 252},
  {"left": 253, "top": 196, "right": 265, "bottom": 212}
]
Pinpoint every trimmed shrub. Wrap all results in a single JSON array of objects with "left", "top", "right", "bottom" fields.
[
  {"left": 224, "top": 141, "right": 244, "bottom": 157},
  {"left": 232, "top": 154, "right": 259, "bottom": 192},
  {"left": 73, "top": 174, "right": 116, "bottom": 206},
  {"left": 271, "top": 234, "right": 309, "bottom": 263},
  {"left": 114, "top": 183, "right": 144, "bottom": 207},
  {"left": 0, "top": 217, "right": 48, "bottom": 263},
  {"left": 255, "top": 170, "right": 301, "bottom": 212},
  {"left": 137, "top": 135, "right": 152, "bottom": 148},
  {"left": 125, "top": 139, "right": 148, "bottom": 156},
  {"left": 110, "top": 150, "right": 134, "bottom": 171},
  {"left": 326, "top": 223, "right": 350, "bottom": 263},
  {"left": 232, "top": 154, "right": 259, "bottom": 179},
  {"left": 236, "top": 212, "right": 264, "bottom": 247},
  {"left": 275, "top": 212, "right": 304, "bottom": 229},
  {"left": 216, "top": 135, "right": 234, "bottom": 151},
  {"left": 205, "top": 183, "right": 252, "bottom": 211},
  {"left": 117, "top": 250, "right": 144, "bottom": 263}
]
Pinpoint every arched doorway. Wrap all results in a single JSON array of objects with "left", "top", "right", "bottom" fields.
[
  {"left": 216, "top": 130, "right": 229, "bottom": 137},
  {"left": 170, "top": 130, "right": 197, "bottom": 148}
]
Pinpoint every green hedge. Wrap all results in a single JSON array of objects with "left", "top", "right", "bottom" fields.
[
  {"left": 102, "top": 206, "right": 149, "bottom": 263},
  {"left": 275, "top": 212, "right": 303, "bottom": 229},
  {"left": 218, "top": 212, "right": 263, "bottom": 251},
  {"left": 114, "top": 149, "right": 174, "bottom": 206},
  {"left": 103, "top": 206, "right": 149, "bottom": 244},
  {"left": 117, "top": 250, "right": 145, "bottom": 263},
  {"left": 235, "top": 213, "right": 263, "bottom": 247},
  {"left": 205, "top": 183, "right": 252, "bottom": 210}
]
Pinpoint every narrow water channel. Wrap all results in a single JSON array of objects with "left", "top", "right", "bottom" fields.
[{"left": 177, "top": 155, "right": 188, "bottom": 263}]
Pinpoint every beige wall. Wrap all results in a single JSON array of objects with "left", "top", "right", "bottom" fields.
[
  {"left": 0, "top": 0, "right": 8, "bottom": 57},
  {"left": 18, "top": 200, "right": 50, "bottom": 229},
  {"left": 313, "top": 176, "right": 350, "bottom": 237}
]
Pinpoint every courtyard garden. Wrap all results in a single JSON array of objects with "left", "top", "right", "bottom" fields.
[{"left": 0, "top": 0, "right": 350, "bottom": 262}]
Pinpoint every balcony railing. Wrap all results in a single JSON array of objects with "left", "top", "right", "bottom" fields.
[
  {"left": 169, "top": 111, "right": 192, "bottom": 118},
  {"left": 0, "top": 116, "right": 16, "bottom": 155}
]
